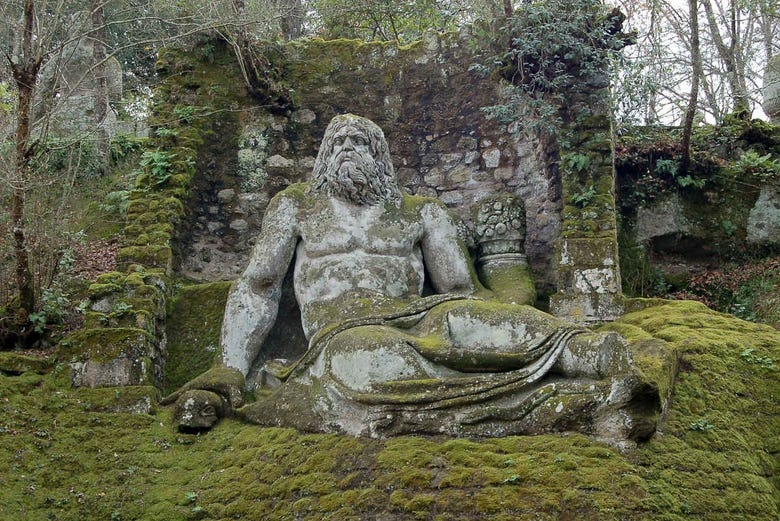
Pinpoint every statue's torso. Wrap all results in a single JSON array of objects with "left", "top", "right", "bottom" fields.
[{"left": 292, "top": 195, "right": 427, "bottom": 336}]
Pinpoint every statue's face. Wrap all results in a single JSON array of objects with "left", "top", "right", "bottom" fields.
[
  {"left": 312, "top": 115, "right": 400, "bottom": 206},
  {"left": 330, "top": 125, "right": 373, "bottom": 173}
]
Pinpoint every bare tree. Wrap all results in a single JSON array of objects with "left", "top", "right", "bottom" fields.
[
  {"left": 5, "top": 0, "right": 40, "bottom": 316},
  {"left": 612, "top": 0, "right": 779, "bottom": 124},
  {"left": 681, "top": 0, "right": 702, "bottom": 173}
]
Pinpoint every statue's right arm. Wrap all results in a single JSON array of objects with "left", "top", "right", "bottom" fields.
[{"left": 220, "top": 191, "right": 300, "bottom": 376}]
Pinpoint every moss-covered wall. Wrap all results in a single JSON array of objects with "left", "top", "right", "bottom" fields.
[{"left": 54, "top": 42, "right": 250, "bottom": 388}]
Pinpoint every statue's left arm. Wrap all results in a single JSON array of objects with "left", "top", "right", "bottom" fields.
[{"left": 419, "top": 201, "right": 481, "bottom": 295}]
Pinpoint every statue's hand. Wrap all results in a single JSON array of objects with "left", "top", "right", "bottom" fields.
[{"left": 161, "top": 366, "right": 246, "bottom": 432}]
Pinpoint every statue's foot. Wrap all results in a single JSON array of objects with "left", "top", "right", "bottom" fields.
[{"left": 592, "top": 372, "right": 661, "bottom": 448}]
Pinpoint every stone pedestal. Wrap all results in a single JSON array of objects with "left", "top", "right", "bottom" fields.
[
  {"left": 549, "top": 237, "right": 624, "bottom": 323},
  {"left": 549, "top": 88, "right": 625, "bottom": 324}
]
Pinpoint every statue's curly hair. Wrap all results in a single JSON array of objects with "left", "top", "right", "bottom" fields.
[{"left": 311, "top": 114, "right": 401, "bottom": 205}]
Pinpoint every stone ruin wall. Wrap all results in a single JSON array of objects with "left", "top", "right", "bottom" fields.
[{"left": 177, "top": 32, "right": 564, "bottom": 298}]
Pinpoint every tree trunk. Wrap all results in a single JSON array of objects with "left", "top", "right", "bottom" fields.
[
  {"left": 681, "top": 0, "right": 701, "bottom": 174},
  {"left": 281, "top": 0, "right": 305, "bottom": 40},
  {"left": 92, "top": 0, "right": 109, "bottom": 170},
  {"left": 8, "top": 0, "right": 41, "bottom": 315},
  {"left": 503, "top": 0, "right": 514, "bottom": 17}
]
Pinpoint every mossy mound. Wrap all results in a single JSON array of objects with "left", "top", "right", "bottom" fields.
[
  {"left": 1, "top": 301, "right": 777, "bottom": 519},
  {"left": 163, "top": 281, "right": 232, "bottom": 395}
]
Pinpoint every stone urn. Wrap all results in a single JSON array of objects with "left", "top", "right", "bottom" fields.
[
  {"left": 762, "top": 55, "right": 780, "bottom": 123},
  {"left": 472, "top": 194, "right": 536, "bottom": 305}
]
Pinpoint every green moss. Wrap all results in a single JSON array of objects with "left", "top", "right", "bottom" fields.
[
  {"left": 162, "top": 282, "right": 232, "bottom": 394},
  {"left": 87, "top": 283, "right": 123, "bottom": 299},
  {"left": 478, "top": 263, "right": 537, "bottom": 305},
  {"left": 72, "top": 385, "right": 159, "bottom": 413},
  {"left": 117, "top": 245, "right": 173, "bottom": 271},
  {"left": 0, "top": 352, "right": 53, "bottom": 375},
  {"left": 58, "top": 327, "right": 154, "bottom": 363}
]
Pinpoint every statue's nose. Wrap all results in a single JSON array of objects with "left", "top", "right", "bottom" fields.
[{"left": 342, "top": 137, "right": 355, "bottom": 150}]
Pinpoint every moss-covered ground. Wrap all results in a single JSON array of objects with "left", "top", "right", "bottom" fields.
[{"left": 1, "top": 300, "right": 777, "bottom": 520}]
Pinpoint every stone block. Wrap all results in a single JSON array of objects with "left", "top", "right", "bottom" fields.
[
  {"left": 558, "top": 238, "right": 619, "bottom": 268},
  {"left": 63, "top": 328, "right": 158, "bottom": 388}
]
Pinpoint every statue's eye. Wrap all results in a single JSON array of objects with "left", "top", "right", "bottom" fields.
[
  {"left": 335, "top": 136, "right": 345, "bottom": 145},
  {"left": 353, "top": 137, "right": 365, "bottom": 146}
]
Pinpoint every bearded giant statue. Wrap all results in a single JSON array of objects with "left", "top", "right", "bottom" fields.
[{"left": 166, "top": 114, "right": 661, "bottom": 445}]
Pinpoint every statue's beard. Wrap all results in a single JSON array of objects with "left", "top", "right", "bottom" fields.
[{"left": 324, "top": 151, "right": 388, "bottom": 205}]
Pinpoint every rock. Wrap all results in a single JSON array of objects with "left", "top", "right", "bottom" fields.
[
  {"left": 298, "top": 156, "right": 316, "bottom": 170},
  {"left": 762, "top": 55, "right": 780, "bottom": 123},
  {"left": 494, "top": 167, "right": 514, "bottom": 181},
  {"left": 483, "top": 148, "right": 501, "bottom": 168},
  {"left": 291, "top": 109, "right": 317, "bottom": 124},
  {"left": 747, "top": 185, "right": 780, "bottom": 246},
  {"left": 635, "top": 194, "right": 690, "bottom": 243},
  {"left": 423, "top": 167, "right": 445, "bottom": 187},
  {"left": 457, "top": 136, "right": 478, "bottom": 151},
  {"left": 439, "top": 190, "right": 464, "bottom": 205},
  {"left": 217, "top": 189, "right": 236, "bottom": 203},
  {"left": 266, "top": 155, "right": 295, "bottom": 174},
  {"left": 230, "top": 219, "right": 249, "bottom": 232}
]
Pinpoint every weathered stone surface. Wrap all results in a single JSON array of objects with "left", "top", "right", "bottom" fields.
[
  {"left": 172, "top": 389, "right": 225, "bottom": 432},
  {"left": 66, "top": 328, "right": 155, "bottom": 388},
  {"left": 266, "top": 154, "right": 295, "bottom": 174},
  {"left": 216, "top": 188, "right": 236, "bottom": 203},
  {"left": 291, "top": 108, "right": 317, "bottom": 124},
  {"left": 162, "top": 365, "right": 245, "bottom": 412},
  {"left": 483, "top": 148, "right": 501, "bottom": 168},
  {"left": 635, "top": 194, "right": 691, "bottom": 244},
  {"left": 551, "top": 238, "right": 624, "bottom": 323},
  {"left": 762, "top": 55, "right": 780, "bottom": 123},
  {"left": 747, "top": 185, "right": 780, "bottom": 246},
  {"left": 177, "top": 35, "right": 561, "bottom": 297},
  {"left": 229, "top": 219, "right": 248, "bottom": 232}
]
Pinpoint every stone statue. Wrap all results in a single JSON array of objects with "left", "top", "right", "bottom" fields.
[{"left": 168, "top": 114, "right": 659, "bottom": 444}]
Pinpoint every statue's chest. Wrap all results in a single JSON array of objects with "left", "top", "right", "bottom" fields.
[{"left": 300, "top": 206, "right": 422, "bottom": 256}]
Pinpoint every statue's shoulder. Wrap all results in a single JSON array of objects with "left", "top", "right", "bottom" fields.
[
  {"left": 400, "top": 193, "right": 455, "bottom": 225},
  {"left": 272, "top": 182, "right": 310, "bottom": 203},
  {"left": 400, "top": 193, "right": 447, "bottom": 213},
  {"left": 266, "top": 183, "right": 314, "bottom": 213}
]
